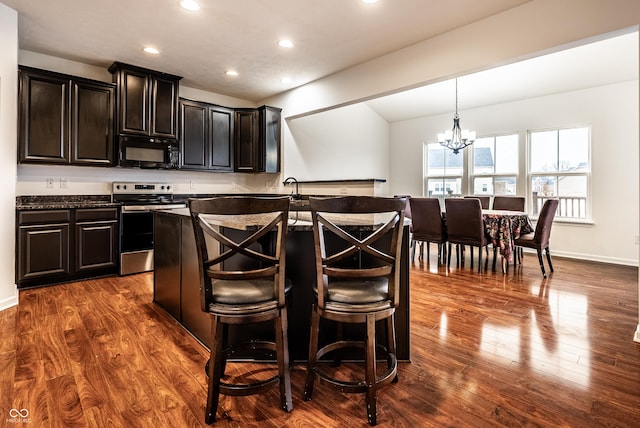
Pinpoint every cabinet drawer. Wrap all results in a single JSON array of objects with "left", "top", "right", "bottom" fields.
[
  {"left": 76, "top": 208, "right": 119, "bottom": 222},
  {"left": 18, "top": 210, "right": 71, "bottom": 225}
]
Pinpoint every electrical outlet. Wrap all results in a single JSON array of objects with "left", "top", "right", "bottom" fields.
[
  {"left": 231, "top": 182, "right": 236, "bottom": 189},
  {"left": 190, "top": 180, "right": 196, "bottom": 189},
  {"left": 340, "top": 187, "right": 348, "bottom": 195},
  {"left": 60, "top": 178, "right": 68, "bottom": 189},
  {"left": 635, "top": 235, "right": 639, "bottom": 245},
  {"left": 46, "top": 178, "right": 54, "bottom": 188}
]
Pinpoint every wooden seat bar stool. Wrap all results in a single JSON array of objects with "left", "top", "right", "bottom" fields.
[
  {"left": 303, "top": 196, "right": 407, "bottom": 426},
  {"left": 189, "top": 196, "right": 293, "bottom": 424}
]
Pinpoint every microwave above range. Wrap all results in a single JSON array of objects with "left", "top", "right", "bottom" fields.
[{"left": 117, "top": 135, "right": 179, "bottom": 169}]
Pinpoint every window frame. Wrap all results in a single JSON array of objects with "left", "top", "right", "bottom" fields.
[
  {"left": 469, "top": 133, "right": 520, "bottom": 197},
  {"left": 527, "top": 125, "right": 592, "bottom": 221}
]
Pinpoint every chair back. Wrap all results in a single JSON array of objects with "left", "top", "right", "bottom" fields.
[
  {"left": 409, "top": 197, "right": 446, "bottom": 243},
  {"left": 464, "top": 195, "right": 490, "bottom": 209},
  {"left": 534, "top": 198, "right": 559, "bottom": 248},
  {"left": 445, "top": 198, "right": 486, "bottom": 246},
  {"left": 493, "top": 196, "right": 525, "bottom": 211},
  {"left": 189, "top": 196, "right": 290, "bottom": 312},
  {"left": 308, "top": 196, "right": 406, "bottom": 311},
  {"left": 394, "top": 195, "right": 412, "bottom": 219}
]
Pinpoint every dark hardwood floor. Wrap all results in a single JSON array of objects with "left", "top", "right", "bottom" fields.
[{"left": 1, "top": 253, "right": 639, "bottom": 427}]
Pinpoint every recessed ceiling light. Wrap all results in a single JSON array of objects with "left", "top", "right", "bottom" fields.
[
  {"left": 278, "top": 39, "right": 294, "bottom": 49},
  {"left": 362, "top": 0, "right": 379, "bottom": 3},
  {"left": 180, "top": 0, "right": 200, "bottom": 11},
  {"left": 143, "top": 47, "right": 160, "bottom": 55},
  {"left": 225, "top": 70, "right": 238, "bottom": 76},
  {"left": 281, "top": 77, "right": 293, "bottom": 84}
]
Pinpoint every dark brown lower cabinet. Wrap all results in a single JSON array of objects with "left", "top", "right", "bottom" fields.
[
  {"left": 75, "top": 208, "right": 118, "bottom": 272},
  {"left": 17, "top": 208, "right": 119, "bottom": 288},
  {"left": 17, "top": 210, "right": 71, "bottom": 284}
]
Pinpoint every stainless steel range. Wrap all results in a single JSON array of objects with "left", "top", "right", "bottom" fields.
[{"left": 112, "top": 182, "right": 186, "bottom": 275}]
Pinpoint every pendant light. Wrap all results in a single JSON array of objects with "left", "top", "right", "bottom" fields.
[{"left": 437, "top": 78, "right": 475, "bottom": 154}]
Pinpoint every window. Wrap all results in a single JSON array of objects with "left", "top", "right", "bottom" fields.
[
  {"left": 424, "top": 143, "right": 462, "bottom": 203},
  {"left": 470, "top": 134, "right": 519, "bottom": 196},
  {"left": 528, "top": 127, "right": 590, "bottom": 219}
]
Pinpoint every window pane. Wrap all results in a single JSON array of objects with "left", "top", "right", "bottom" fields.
[
  {"left": 494, "top": 177, "right": 517, "bottom": 195},
  {"left": 558, "top": 175, "right": 587, "bottom": 197},
  {"left": 531, "top": 176, "right": 557, "bottom": 197},
  {"left": 444, "top": 148, "right": 463, "bottom": 176},
  {"left": 559, "top": 127, "right": 589, "bottom": 172},
  {"left": 494, "top": 134, "right": 518, "bottom": 174},
  {"left": 473, "top": 177, "right": 493, "bottom": 195},
  {"left": 473, "top": 138, "right": 494, "bottom": 174},
  {"left": 530, "top": 131, "right": 558, "bottom": 172},
  {"left": 427, "top": 143, "right": 464, "bottom": 176}
]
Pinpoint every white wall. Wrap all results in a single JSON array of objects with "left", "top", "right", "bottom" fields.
[
  {"left": 388, "top": 81, "right": 639, "bottom": 266},
  {"left": 0, "top": 3, "right": 18, "bottom": 310},
  {"left": 286, "top": 103, "right": 389, "bottom": 183}
]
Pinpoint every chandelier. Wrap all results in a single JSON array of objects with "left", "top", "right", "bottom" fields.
[{"left": 437, "top": 78, "right": 475, "bottom": 154}]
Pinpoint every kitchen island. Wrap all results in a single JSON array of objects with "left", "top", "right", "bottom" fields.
[{"left": 153, "top": 205, "right": 410, "bottom": 362}]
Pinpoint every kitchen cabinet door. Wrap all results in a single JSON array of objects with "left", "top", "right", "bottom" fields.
[
  {"left": 234, "top": 109, "right": 259, "bottom": 172},
  {"left": 18, "top": 69, "right": 70, "bottom": 164},
  {"left": 71, "top": 80, "right": 115, "bottom": 165},
  {"left": 233, "top": 106, "right": 281, "bottom": 173},
  {"left": 179, "top": 99, "right": 208, "bottom": 170},
  {"left": 75, "top": 208, "right": 118, "bottom": 271},
  {"left": 151, "top": 75, "right": 179, "bottom": 138},
  {"left": 17, "top": 210, "right": 71, "bottom": 284},
  {"left": 209, "top": 105, "right": 234, "bottom": 171}
]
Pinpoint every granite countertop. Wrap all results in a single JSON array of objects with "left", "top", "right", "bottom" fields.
[{"left": 16, "top": 195, "right": 121, "bottom": 210}]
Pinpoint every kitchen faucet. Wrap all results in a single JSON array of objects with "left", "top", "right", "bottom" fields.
[{"left": 283, "top": 177, "right": 301, "bottom": 200}]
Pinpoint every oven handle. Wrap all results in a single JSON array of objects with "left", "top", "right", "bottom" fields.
[{"left": 122, "top": 204, "right": 187, "bottom": 212}]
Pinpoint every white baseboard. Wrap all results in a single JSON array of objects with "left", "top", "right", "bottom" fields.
[
  {"left": 635, "top": 325, "right": 640, "bottom": 343},
  {"left": 520, "top": 248, "right": 638, "bottom": 267},
  {"left": 0, "top": 285, "right": 19, "bottom": 312}
]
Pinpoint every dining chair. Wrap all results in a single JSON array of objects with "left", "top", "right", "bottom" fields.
[
  {"left": 189, "top": 196, "right": 293, "bottom": 423},
  {"left": 445, "top": 198, "right": 490, "bottom": 273},
  {"left": 491, "top": 196, "right": 526, "bottom": 263},
  {"left": 492, "top": 195, "right": 526, "bottom": 211},
  {"left": 514, "top": 198, "right": 559, "bottom": 278},
  {"left": 464, "top": 195, "right": 491, "bottom": 209},
  {"left": 304, "top": 196, "right": 406, "bottom": 426},
  {"left": 409, "top": 197, "right": 447, "bottom": 264}
]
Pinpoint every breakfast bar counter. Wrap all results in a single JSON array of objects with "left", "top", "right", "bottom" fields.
[{"left": 153, "top": 206, "right": 411, "bottom": 362}]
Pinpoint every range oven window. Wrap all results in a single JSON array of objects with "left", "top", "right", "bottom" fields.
[{"left": 121, "top": 211, "right": 154, "bottom": 252}]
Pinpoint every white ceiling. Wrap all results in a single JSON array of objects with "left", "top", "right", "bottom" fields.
[
  {"left": 365, "top": 30, "right": 638, "bottom": 122},
  {"left": 3, "top": 1, "right": 637, "bottom": 123},
  {"left": 3, "top": 0, "right": 531, "bottom": 101}
]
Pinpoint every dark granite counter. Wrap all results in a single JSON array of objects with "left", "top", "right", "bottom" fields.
[{"left": 16, "top": 195, "right": 121, "bottom": 210}]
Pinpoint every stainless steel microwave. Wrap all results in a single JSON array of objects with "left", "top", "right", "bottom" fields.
[{"left": 117, "top": 135, "right": 179, "bottom": 169}]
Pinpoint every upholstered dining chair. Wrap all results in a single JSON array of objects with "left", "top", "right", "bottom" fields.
[
  {"left": 409, "top": 197, "right": 447, "bottom": 264},
  {"left": 492, "top": 195, "right": 526, "bottom": 212},
  {"left": 189, "top": 196, "right": 293, "bottom": 423},
  {"left": 445, "top": 198, "right": 490, "bottom": 273},
  {"left": 514, "top": 198, "right": 559, "bottom": 278},
  {"left": 304, "top": 196, "right": 406, "bottom": 426},
  {"left": 491, "top": 196, "right": 526, "bottom": 264},
  {"left": 464, "top": 195, "right": 491, "bottom": 209}
]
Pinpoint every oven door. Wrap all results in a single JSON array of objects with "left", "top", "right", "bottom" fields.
[
  {"left": 119, "top": 204, "right": 186, "bottom": 275},
  {"left": 120, "top": 209, "right": 154, "bottom": 275}
]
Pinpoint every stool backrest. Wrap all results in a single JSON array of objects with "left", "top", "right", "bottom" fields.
[
  {"left": 189, "top": 196, "right": 290, "bottom": 311},
  {"left": 308, "top": 196, "right": 406, "bottom": 310}
]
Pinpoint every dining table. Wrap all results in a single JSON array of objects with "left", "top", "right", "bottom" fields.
[{"left": 481, "top": 209, "right": 534, "bottom": 269}]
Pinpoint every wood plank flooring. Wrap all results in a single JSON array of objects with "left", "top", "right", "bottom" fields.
[{"left": 1, "top": 255, "right": 639, "bottom": 427}]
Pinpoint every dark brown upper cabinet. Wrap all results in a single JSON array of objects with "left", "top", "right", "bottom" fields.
[
  {"left": 109, "top": 62, "right": 182, "bottom": 139},
  {"left": 234, "top": 105, "right": 281, "bottom": 173},
  {"left": 18, "top": 66, "right": 115, "bottom": 166},
  {"left": 179, "top": 99, "right": 234, "bottom": 171}
]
